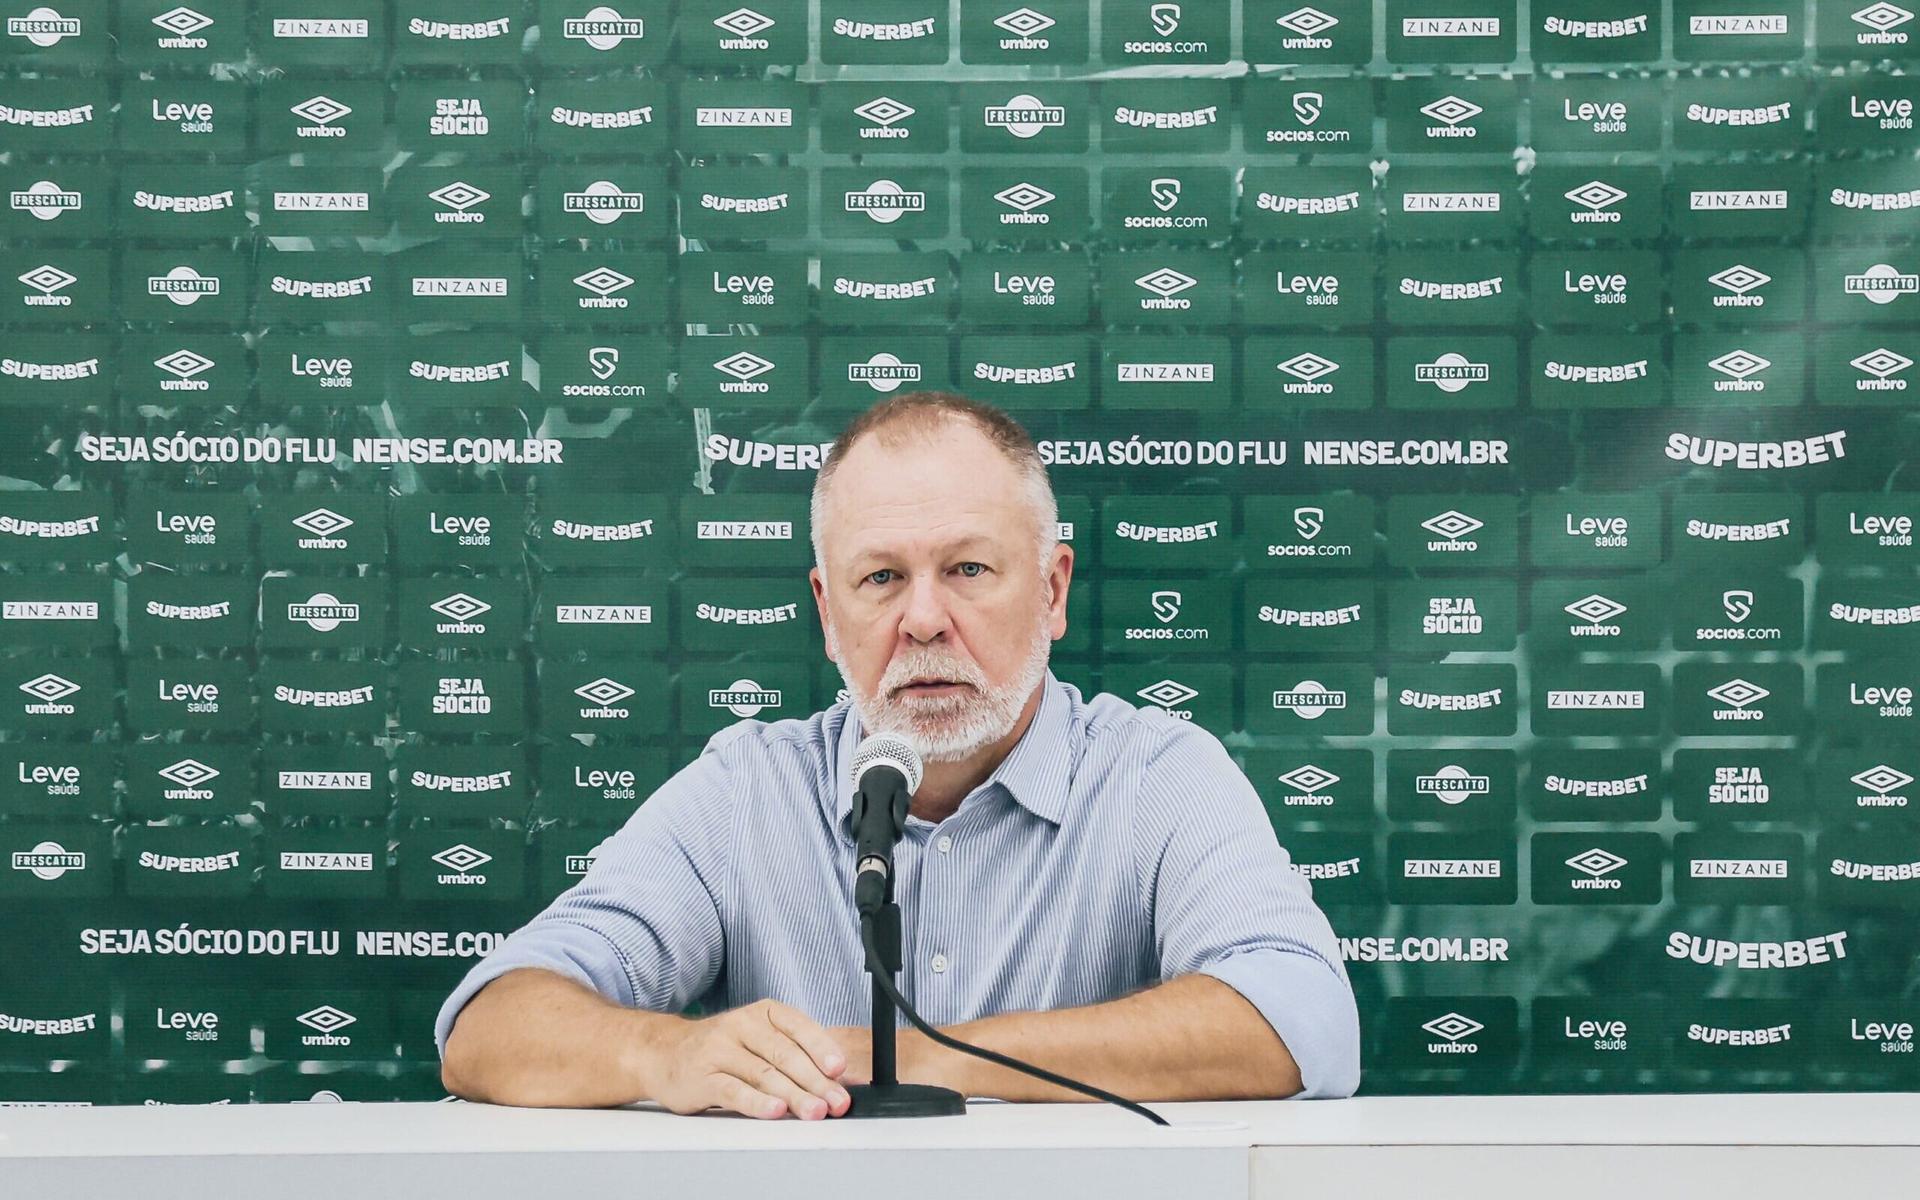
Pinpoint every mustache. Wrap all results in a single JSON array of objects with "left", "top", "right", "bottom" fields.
[{"left": 880, "top": 650, "right": 988, "bottom": 694}]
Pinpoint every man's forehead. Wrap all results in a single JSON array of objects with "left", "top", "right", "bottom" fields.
[{"left": 843, "top": 525, "right": 1005, "bottom": 564}]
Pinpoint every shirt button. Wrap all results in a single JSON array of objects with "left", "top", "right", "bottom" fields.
[
  {"left": 930, "top": 953, "right": 949, "bottom": 974},
  {"left": 936, "top": 835, "right": 952, "bottom": 854}
]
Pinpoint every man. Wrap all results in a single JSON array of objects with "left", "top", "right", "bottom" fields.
[{"left": 438, "top": 392, "right": 1360, "bottom": 1118}]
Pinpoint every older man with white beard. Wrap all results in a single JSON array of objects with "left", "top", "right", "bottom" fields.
[{"left": 437, "top": 392, "right": 1359, "bottom": 1118}]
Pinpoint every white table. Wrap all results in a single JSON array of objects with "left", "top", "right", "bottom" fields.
[{"left": 3, "top": 1094, "right": 1916, "bottom": 1199}]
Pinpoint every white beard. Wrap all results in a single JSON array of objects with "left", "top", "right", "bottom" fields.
[{"left": 834, "top": 604, "right": 1053, "bottom": 763}]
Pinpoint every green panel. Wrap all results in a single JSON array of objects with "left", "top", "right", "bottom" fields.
[
  {"left": 396, "top": 661, "right": 528, "bottom": 735},
  {"left": 1526, "top": 749, "right": 1662, "bottom": 822},
  {"left": 1531, "top": 2, "right": 1661, "bottom": 63},
  {"left": 393, "top": 80, "right": 527, "bottom": 158},
  {"left": 1386, "top": 749, "right": 1516, "bottom": 827},
  {"left": 1245, "top": 748, "right": 1377, "bottom": 828},
  {"left": 1672, "top": 749, "right": 1805, "bottom": 822},
  {"left": 959, "top": 0, "right": 1090, "bottom": 64},
  {"left": 1246, "top": 578, "right": 1376, "bottom": 652}
]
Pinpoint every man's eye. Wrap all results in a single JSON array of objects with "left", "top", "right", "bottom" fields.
[
  {"left": 956, "top": 562, "right": 987, "bottom": 578},
  {"left": 866, "top": 569, "right": 896, "bottom": 586}
]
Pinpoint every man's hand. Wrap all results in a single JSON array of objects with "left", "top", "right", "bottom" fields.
[{"left": 647, "top": 999, "right": 854, "bottom": 1120}]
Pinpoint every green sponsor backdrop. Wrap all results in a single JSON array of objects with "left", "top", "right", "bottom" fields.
[{"left": 0, "top": 0, "right": 1918, "bottom": 1105}]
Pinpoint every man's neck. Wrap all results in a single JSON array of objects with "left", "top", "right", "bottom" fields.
[{"left": 905, "top": 681, "right": 1046, "bottom": 825}]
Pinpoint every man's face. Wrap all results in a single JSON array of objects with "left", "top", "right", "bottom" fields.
[{"left": 810, "top": 421, "right": 1072, "bottom": 763}]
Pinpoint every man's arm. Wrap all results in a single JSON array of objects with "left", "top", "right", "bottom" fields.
[
  {"left": 432, "top": 728, "right": 853, "bottom": 1118},
  {"left": 838, "top": 971, "right": 1303, "bottom": 1101},
  {"left": 442, "top": 968, "right": 688, "bottom": 1107},
  {"left": 446, "top": 969, "right": 855, "bottom": 1119}
]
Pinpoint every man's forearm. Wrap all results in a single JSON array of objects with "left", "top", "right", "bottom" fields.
[
  {"left": 441, "top": 968, "right": 687, "bottom": 1107},
  {"left": 906, "top": 973, "right": 1303, "bottom": 1102}
]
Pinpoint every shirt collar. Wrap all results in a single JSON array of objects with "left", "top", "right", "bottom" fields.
[{"left": 834, "top": 671, "right": 1074, "bottom": 839}]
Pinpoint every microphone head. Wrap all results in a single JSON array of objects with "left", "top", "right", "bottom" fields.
[{"left": 851, "top": 732, "right": 924, "bottom": 794}]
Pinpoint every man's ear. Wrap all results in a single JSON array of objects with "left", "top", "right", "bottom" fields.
[
  {"left": 810, "top": 566, "right": 838, "bottom": 662},
  {"left": 1046, "top": 542, "right": 1073, "bottom": 640}
]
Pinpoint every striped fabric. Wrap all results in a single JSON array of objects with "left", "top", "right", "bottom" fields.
[{"left": 435, "top": 672, "right": 1361, "bottom": 1099}]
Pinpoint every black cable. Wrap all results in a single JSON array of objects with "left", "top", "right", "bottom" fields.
[{"left": 860, "top": 918, "right": 1170, "bottom": 1126}]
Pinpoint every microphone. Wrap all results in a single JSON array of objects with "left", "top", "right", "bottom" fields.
[{"left": 849, "top": 733, "right": 922, "bottom": 916}]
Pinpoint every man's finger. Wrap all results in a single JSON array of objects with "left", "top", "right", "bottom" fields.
[
  {"left": 764, "top": 1004, "right": 849, "bottom": 1078},
  {"left": 717, "top": 1048, "right": 832, "bottom": 1120},
  {"left": 742, "top": 1020, "right": 848, "bottom": 1109},
  {"left": 708, "top": 1071, "right": 787, "bottom": 1120}
]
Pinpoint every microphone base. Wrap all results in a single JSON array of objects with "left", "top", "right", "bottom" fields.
[{"left": 840, "top": 1082, "right": 968, "bottom": 1119}]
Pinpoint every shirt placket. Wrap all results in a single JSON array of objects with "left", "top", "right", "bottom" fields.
[
  {"left": 900, "top": 802, "right": 985, "bottom": 1027},
  {"left": 891, "top": 824, "right": 930, "bottom": 1023}
]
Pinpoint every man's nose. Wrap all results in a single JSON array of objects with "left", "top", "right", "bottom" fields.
[{"left": 898, "top": 575, "right": 953, "bottom": 643}]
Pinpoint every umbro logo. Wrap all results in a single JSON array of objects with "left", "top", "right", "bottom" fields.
[
  {"left": 153, "top": 349, "right": 214, "bottom": 380},
  {"left": 1420, "top": 95, "right": 1483, "bottom": 127},
  {"left": 575, "top": 677, "right": 636, "bottom": 706},
  {"left": 19, "top": 264, "right": 77, "bottom": 302},
  {"left": 1136, "top": 679, "right": 1198, "bottom": 712},
  {"left": 1274, "top": 6, "right": 1338, "bottom": 40},
  {"left": 1564, "top": 180, "right": 1626, "bottom": 221},
  {"left": 994, "top": 182, "right": 1055, "bottom": 213},
  {"left": 1421, "top": 1012, "right": 1483, "bottom": 1042},
  {"left": 19, "top": 672, "right": 78, "bottom": 702},
  {"left": 151, "top": 5, "right": 213, "bottom": 40},
  {"left": 292, "top": 507, "right": 353, "bottom": 542},
  {"left": 1708, "top": 349, "right": 1770, "bottom": 380},
  {"left": 1135, "top": 267, "right": 1196, "bottom": 298},
  {"left": 1706, "top": 679, "right": 1770, "bottom": 709},
  {"left": 1422, "top": 510, "right": 1484, "bottom": 539},
  {"left": 1564, "top": 594, "right": 1627, "bottom": 627},
  {"left": 152, "top": 7, "right": 221, "bottom": 49},
  {"left": 429, "top": 592, "right": 492, "bottom": 622},
  {"left": 290, "top": 95, "right": 351, "bottom": 127},
  {"left": 573, "top": 266, "right": 633, "bottom": 309},
  {"left": 994, "top": 7, "right": 1056, "bottom": 37},
  {"left": 296, "top": 1005, "right": 356, "bottom": 1034},
  {"left": 853, "top": 96, "right": 916, "bottom": 130},
  {"left": 1276, "top": 352, "right": 1339, "bottom": 382},
  {"left": 713, "top": 6, "right": 773, "bottom": 42},
  {"left": 428, "top": 181, "right": 489, "bottom": 211},
  {"left": 158, "top": 758, "right": 219, "bottom": 788},
  {"left": 1708, "top": 264, "right": 1771, "bottom": 296},
  {"left": 1566, "top": 848, "right": 1627, "bottom": 878},
  {"left": 1853, "top": 348, "right": 1913, "bottom": 381},
  {"left": 1854, "top": 4, "right": 1914, "bottom": 36},
  {"left": 1853, "top": 765, "right": 1914, "bottom": 794},
  {"left": 1277, "top": 764, "right": 1339, "bottom": 793},
  {"left": 715, "top": 351, "right": 775, "bottom": 382},
  {"left": 431, "top": 844, "right": 492, "bottom": 872}
]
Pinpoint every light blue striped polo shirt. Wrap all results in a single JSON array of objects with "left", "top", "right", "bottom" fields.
[{"left": 435, "top": 672, "right": 1360, "bottom": 1099}]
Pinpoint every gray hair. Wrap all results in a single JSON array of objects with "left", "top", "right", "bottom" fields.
[{"left": 809, "top": 392, "right": 1059, "bottom": 589}]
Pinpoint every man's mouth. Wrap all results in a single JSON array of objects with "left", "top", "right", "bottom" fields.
[{"left": 898, "top": 678, "right": 969, "bottom": 696}]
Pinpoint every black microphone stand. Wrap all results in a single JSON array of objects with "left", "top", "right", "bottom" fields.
[{"left": 842, "top": 871, "right": 966, "bottom": 1118}]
